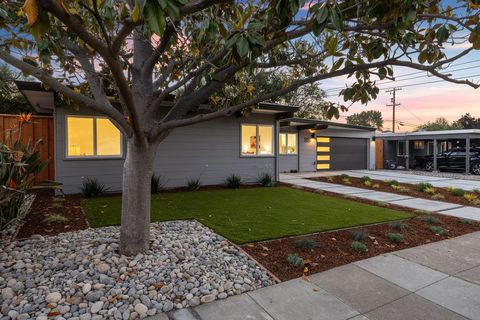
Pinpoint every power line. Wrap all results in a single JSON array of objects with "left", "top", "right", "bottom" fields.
[
  {"left": 323, "top": 60, "right": 480, "bottom": 92},
  {"left": 325, "top": 73, "right": 480, "bottom": 97}
]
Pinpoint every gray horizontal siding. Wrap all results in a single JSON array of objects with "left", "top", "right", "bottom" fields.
[
  {"left": 55, "top": 106, "right": 276, "bottom": 194},
  {"left": 279, "top": 155, "right": 298, "bottom": 172}
]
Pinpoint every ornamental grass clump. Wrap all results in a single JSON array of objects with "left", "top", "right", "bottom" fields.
[
  {"left": 287, "top": 253, "right": 305, "bottom": 268},
  {"left": 43, "top": 214, "right": 68, "bottom": 224},
  {"left": 388, "top": 233, "right": 404, "bottom": 243},
  {"left": 351, "top": 229, "right": 369, "bottom": 241},
  {"left": 460, "top": 218, "right": 475, "bottom": 225},
  {"left": 430, "top": 226, "right": 447, "bottom": 235},
  {"left": 360, "top": 176, "right": 371, "bottom": 183},
  {"left": 351, "top": 241, "right": 367, "bottom": 253},
  {"left": 187, "top": 177, "right": 201, "bottom": 191},
  {"left": 464, "top": 193, "right": 478, "bottom": 202},
  {"left": 151, "top": 174, "right": 163, "bottom": 194},
  {"left": 225, "top": 174, "right": 241, "bottom": 189},
  {"left": 421, "top": 214, "right": 442, "bottom": 225},
  {"left": 258, "top": 172, "right": 274, "bottom": 187},
  {"left": 387, "top": 180, "right": 399, "bottom": 187},
  {"left": 431, "top": 193, "right": 445, "bottom": 200},
  {"left": 294, "top": 237, "right": 319, "bottom": 249},
  {"left": 416, "top": 182, "right": 434, "bottom": 192},
  {"left": 389, "top": 221, "right": 410, "bottom": 231},
  {"left": 340, "top": 174, "right": 350, "bottom": 180},
  {"left": 81, "top": 178, "right": 107, "bottom": 198},
  {"left": 451, "top": 188, "right": 466, "bottom": 197}
]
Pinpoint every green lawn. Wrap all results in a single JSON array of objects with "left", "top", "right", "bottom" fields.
[{"left": 82, "top": 187, "right": 412, "bottom": 244}]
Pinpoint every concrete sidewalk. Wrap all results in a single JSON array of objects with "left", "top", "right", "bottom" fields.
[
  {"left": 280, "top": 173, "right": 480, "bottom": 222},
  {"left": 153, "top": 232, "right": 480, "bottom": 320}
]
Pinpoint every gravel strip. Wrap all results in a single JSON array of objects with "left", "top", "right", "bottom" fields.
[
  {"left": 395, "top": 169, "right": 480, "bottom": 181},
  {"left": 0, "top": 220, "right": 273, "bottom": 319}
]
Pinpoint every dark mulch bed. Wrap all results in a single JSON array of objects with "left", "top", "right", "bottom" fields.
[
  {"left": 16, "top": 190, "right": 89, "bottom": 239},
  {"left": 242, "top": 213, "right": 480, "bottom": 281},
  {"left": 312, "top": 175, "right": 479, "bottom": 207}
]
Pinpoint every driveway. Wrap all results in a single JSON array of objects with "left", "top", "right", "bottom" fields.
[
  {"left": 289, "top": 169, "right": 480, "bottom": 191},
  {"left": 158, "top": 232, "right": 480, "bottom": 320}
]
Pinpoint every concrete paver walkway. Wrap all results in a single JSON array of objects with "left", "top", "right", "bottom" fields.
[
  {"left": 280, "top": 172, "right": 480, "bottom": 222},
  {"left": 157, "top": 232, "right": 480, "bottom": 320}
]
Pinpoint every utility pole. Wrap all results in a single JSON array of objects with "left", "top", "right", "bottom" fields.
[{"left": 386, "top": 88, "right": 401, "bottom": 132}]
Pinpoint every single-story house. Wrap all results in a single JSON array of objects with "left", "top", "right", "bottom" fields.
[
  {"left": 376, "top": 130, "right": 480, "bottom": 173},
  {"left": 16, "top": 81, "right": 376, "bottom": 194}
]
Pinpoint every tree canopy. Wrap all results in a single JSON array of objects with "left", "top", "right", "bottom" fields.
[
  {"left": 2, "top": 0, "right": 480, "bottom": 254},
  {"left": 0, "top": 64, "right": 32, "bottom": 114},
  {"left": 346, "top": 110, "right": 383, "bottom": 129},
  {"left": 416, "top": 117, "right": 463, "bottom": 131}
]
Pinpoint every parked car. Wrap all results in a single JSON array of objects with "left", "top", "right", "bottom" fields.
[{"left": 415, "top": 148, "right": 480, "bottom": 174}]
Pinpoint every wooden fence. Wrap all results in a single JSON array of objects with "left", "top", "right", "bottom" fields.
[{"left": 0, "top": 114, "right": 55, "bottom": 184}]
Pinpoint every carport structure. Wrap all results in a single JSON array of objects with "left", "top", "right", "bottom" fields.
[{"left": 377, "top": 129, "right": 480, "bottom": 173}]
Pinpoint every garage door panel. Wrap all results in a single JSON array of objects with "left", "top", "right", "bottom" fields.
[{"left": 330, "top": 138, "right": 367, "bottom": 170}]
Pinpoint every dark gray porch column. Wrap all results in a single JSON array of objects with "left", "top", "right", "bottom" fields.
[
  {"left": 405, "top": 139, "right": 409, "bottom": 170},
  {"left": 466, "top": 136, "right": 471, "bottom": 174},
  {"left": 433, "top": 138, "right": 438, "bottom": 171}
]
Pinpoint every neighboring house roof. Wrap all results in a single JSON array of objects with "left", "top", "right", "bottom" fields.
[
  {"left": 377, "top": 129, "right": 480, "bottom": 140},
  {"left": 280, "top": 117, "right": 376, "bottom": 132}
]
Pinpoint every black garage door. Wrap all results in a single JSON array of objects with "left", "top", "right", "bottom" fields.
[{"left": 316, "top": 137, "right": 368, "bottom": 170}]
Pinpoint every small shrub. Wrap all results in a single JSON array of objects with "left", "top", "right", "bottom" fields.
[
  {"left": 363, "top": 180, "right": 372, "bottom": 187},
  {"left": 294, "top": 237, "right": 319, "bottom": 249},
  {"left": 430, "top": 226, "right": 446, "bottom": 235},
  {"left": 372, "top": 183, "right": 380, "bottom": 189},
  {"left": 451, "top": 188, "right": 466, "bottom": 197},
  {"left": 421, "top": 215, "right": 442, "bottom": 225},
  {"left": 187, "top": 177, "right": 201, "bottom": 191},
  {"left": 376, "top": 201, "right": 390, "bottom": 207},
  {"left": 225, "top": 174, "right": 241, "bottom": 189},
  {"left": 258, "top": 173, "right": 274, "bottom": 187},
  {"left": 326, "top": 176, "right": 334, "bottom": 182},
  {"left": 151, "top": 174, "right": 163, "bottom": 194},
  {"left": 424, "top": 187, "right": 436, "bottom": 195},
  {"left": 81, "top": 178, "right": 106, "bottom": 197},
  {"left": 391, "top": 184, "right": 401, "bottom": 191},
  {"left": 431, "top": 193, "right": 445, "bottom": 200},
  {"left": 464, "top": 193, "right": 478, "bottom": 202},
  {"left": 388, "top": 233, "right": 404, "bottom": 243},
  {"left": 351, "top": 229, "right": 369, "bottom": 241},
  {"left": 287, "top": 253, "right": 304, "bottom": 268},
  {"left": 460, "top": 218, "right": 475, "bottom": 225},
  {"left": 342, "top": 178, "right": 351, "bottom": 185},
  {"left": 389, "top": 221, "right": 410, "bottom": 231},
  {"left": 445, "top": 186, "right": 455, "bottom": 192},
  {"left": 351, "top": 241, "right": 367, "bottom": 252},
  {"left": 43, "top": 214, "right": 68, "bottom": 223},
  {"left": 416, "top": 182, "right": 433, "bottom": 192},
  {"left": 387, "top": 180, "right": 399, "bottom": 187},
  {"left": 340, "top": 174, "right": 350, "bottom": 180},
  {"left": 360, "top": 176, "right": 371, "bottom": 183}
]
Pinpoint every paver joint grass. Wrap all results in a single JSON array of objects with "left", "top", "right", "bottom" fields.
[{"left": 82, "top": 187, "right": 412, "bottom": 244}]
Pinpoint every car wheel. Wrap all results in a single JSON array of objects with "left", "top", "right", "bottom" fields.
[
  {"left": 425, "top": 161, "right": 434, "bottom": 172},
  {"left": 472, "top": 163, "right": 480, "bottom": 175}
]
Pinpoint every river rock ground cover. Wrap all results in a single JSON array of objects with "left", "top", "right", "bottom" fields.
[{"left": 0, "top": 220, "right": 273, "bottom": 319}]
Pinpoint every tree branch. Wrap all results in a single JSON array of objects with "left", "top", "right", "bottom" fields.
[{"left": 0, "top": 50, "right": 132, "bottom": 135}]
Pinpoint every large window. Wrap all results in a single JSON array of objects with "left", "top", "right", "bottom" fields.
[
  {"left": 66, "top": 116, "right": 122, "bottom": 158},
  {"left": 279, "top": 133, "right": 297, "bottom": 154},
  {"left": 241, "top": 124, "right": 273, "bottom": 156}
]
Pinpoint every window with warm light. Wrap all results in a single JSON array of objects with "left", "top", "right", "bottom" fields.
[
  {"left": 66, "top": 116, "right": 122, "bottom": 158},
  {"left": 241, "top": 124, "right": 273, "bottom": 156},
  {"left": 279, "top": 133, "right": 298, "bottom": 154}
]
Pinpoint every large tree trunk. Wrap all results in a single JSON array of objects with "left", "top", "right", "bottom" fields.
[{"left": 119, "top": 138, "right": 157, "bottom": 255}]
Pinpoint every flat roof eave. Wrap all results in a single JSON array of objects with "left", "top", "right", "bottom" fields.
[
  {"left": 377, "top": 129, "right": 480, "bottom": 140},
  {"left": 280, "top": 117, "right": 376, "bottom": 131}
]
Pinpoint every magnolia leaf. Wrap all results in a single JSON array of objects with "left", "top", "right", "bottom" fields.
[
  {"left": 331, "top": 58, "right": 344, "bottom": 71},
  {"left": 132, "top": 0, "right": 141, "bottom": 23},
  {"left": 330, "top": 7, "right": 343, "bottom": 31},
  {"left": 236, "top": 37, "right": 250, "bottom": 58},
  {"left": 22, "top": 0, "right": 38, "bottom": 27},
  {"left": 316, "top": 6, "right": 328, "bottom": 25},
  {"left": 436, "top": 26, "right": 449, "bottom": 42}
]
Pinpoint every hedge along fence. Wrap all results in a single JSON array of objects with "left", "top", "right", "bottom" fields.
[{"left": 0, "top": 114, "right": 54, "bottom": 184}]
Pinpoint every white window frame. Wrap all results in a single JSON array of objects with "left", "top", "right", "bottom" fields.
[
  {"left": 65, "top": 115, "right": 124, "bottom": 160},
  {"left": 240, "top": 124, "right": 274, "bottom": 157},
  {"left": 279, "top": 132, "right": 298, "bottom": 155}
]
